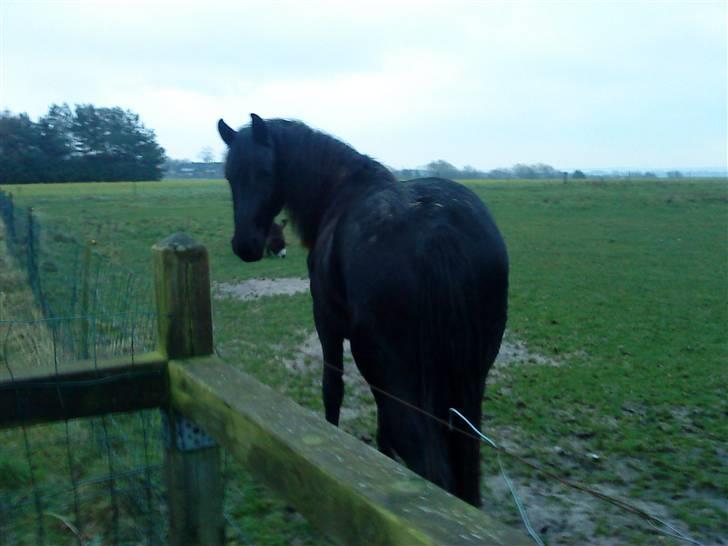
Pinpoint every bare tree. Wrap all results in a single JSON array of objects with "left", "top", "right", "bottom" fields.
[{"left": 198, "top": 146, "right": 214, "bottom": 163}]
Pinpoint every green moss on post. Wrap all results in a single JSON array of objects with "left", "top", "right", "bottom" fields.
[
  {"left": 152, "top": 233, "right": 223, "bottom": 546},
  {"left": 153, "top": 232, "right": 213, "bottom": 359}
]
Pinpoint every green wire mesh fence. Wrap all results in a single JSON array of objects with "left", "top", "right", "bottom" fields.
[
  {"left": 0, "top": 189, "right": 167, "bottom": 545},
  {"left": 0, "top": 189, "right": 317, "bottom": 546}
]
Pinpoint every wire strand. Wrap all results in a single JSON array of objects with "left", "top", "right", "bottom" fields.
[{"left": 449, "top": 408, "right": 545, "bottom": 546}]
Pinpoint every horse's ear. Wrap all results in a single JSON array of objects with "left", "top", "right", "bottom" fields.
[
  {"left": 250, "top": 113, "right": 271, "bottom": 147},
  {"left": 218, "top": 119, "right": 237, "bottom": 146}
]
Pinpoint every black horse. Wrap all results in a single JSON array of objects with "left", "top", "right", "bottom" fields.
[{"left": 218, "top": 114, "right": 508, "bottom": 506}]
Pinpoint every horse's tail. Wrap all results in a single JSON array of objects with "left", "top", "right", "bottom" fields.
[{"left": 417, "top": 226, "right": 507, "bottom": 506}]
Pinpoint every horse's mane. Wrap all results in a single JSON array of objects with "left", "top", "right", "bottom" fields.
[
  {"left": 269, "top": 119, "right": 392, "bottom": 181},
  {"left": 267, "top": 119, "right": 395, "bottom": 245}
]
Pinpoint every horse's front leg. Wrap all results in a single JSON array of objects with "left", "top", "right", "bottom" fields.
[{"left": 319, "top": 334, "right": 344, "bottom": 426}]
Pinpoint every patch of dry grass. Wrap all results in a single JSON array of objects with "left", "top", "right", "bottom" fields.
[{"left": 0, "top": 221, "right": 55, "bottom": 377}]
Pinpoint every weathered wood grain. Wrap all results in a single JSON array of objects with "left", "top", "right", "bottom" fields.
[
  {"left": 0, "top": 351, "right": 167, "bottom": 428},
  {"left": 153, "top": 233, "right": 223, "bottom": 546}
]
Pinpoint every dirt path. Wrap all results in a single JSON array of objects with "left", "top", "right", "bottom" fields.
[{"left": 214, "top": 278, "right": 309, "bottom": 300}]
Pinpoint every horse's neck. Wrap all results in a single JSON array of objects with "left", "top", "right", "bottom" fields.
[{"left": 273, "top": 128, "right": 371, "bottom": 246}]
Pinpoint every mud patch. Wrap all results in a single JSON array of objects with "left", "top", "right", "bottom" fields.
[
  {"left": 214, "top": 278, "right": 309, "bottom": 300},
  {"left": 281, "top": 332, "right": 375, "bottom": 431},
  {"left": 280, "top": 330, "right": 558, "bottom": 436},
  {"left": 285, "top": 330, "right": 556, "bottom": 375},
  {"left": 215, "top": 277, "right": 561, "bottom": 426},
  {"left": 495, "top": 333, "right": 558, "bottom": 367},
  {"left": 481, "top": 472, "right": 681, "bottom": 546},
  {"left": 489, "top": 331, "right": 561, "bottom": 382}
]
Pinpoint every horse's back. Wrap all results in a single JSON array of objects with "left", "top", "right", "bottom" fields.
[
  {"left": 339, "top": 177, "right": 507, "bottom": 313},
  {"left": 334, "top": 176, "right": 508, "bottom": 387}
]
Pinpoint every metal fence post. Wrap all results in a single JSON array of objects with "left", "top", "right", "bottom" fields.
[
  {"left": 26, "top": 208, "right": 37, "bottom": 298},
  {"left": 152, "top": 232, "right": 224, "bottom": 546},
  {"left": 8, "top": 192, "right": 16, "bottom": 244},
  {"left": 79, "top": 244, "right": 92, "bottom": 360}
]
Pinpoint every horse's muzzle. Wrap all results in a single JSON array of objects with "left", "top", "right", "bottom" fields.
[{"left": 231, "top": 235, "right": 264, "bottom": 262}]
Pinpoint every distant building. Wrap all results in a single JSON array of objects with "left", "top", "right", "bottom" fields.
[{"left": 164, "top": 160, "right": 224, "bottom": 179}]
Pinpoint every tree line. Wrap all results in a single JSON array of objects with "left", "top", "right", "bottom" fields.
[
  {"left": 0, "top": 104, "right": 166, "bottom": 183},
  {"left": 2, "top": 107, "right": 688, "bottom": 184},
  {"left": 394, "top": 160, "right": 570, "bottom": 180},
  {"left": 391, "top": 161, "right": 688, "bottom": 181}
]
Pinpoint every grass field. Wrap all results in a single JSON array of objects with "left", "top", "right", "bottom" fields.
[{"left": 2, "top": 177, "right": 726, "bottom": 545}]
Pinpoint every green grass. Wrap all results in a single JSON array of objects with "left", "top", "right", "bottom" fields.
[
  {"left": 464, "top": 179, "right": 727, "bottom": 541},
  {"left": 2, "top": 177, "right": 727, "bottom": 544}
]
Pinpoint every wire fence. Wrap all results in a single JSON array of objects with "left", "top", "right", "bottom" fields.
[
  {"left": 0, "top": 189, "right": 275, "bottom": 546},
  {"left": 0, "top": 189, "right": 168, "bottom": 545},
  {"left": 0, "top": 189, "right": 327, "bottom": 545}
]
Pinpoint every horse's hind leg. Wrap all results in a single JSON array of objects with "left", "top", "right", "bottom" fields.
[
  {"left": 372, "top": 393, "right": 395, "bottom": 458},
  {"left": 349, "top": 335, "right": 395, "bottom": 457},
  {"left": 318, "top": 333, "right": 344, "bottom": 426},
  {"left": 450, "top": 403, "right": 483, "bottom": 506},
  {"left": 387, "top": 405, "right": 454, "bottom": 494},
  {"left": 351, "top": 335, "right": 451, "bottom": 491}
]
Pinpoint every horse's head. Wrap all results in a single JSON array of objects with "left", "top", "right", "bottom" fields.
[{"left": 218, "top": 114, "right": 283, "bottom": 262}]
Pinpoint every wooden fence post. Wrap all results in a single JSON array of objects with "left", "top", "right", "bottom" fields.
[{"left": 152, "top": 232, "right": 224, "bottom": 546}]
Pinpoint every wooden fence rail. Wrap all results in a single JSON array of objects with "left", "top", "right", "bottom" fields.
[{"left": 0, "top": 232, "right": 530, "bottom": 546}]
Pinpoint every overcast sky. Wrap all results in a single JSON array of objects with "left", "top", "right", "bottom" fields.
[{"left": 1, "top": 1, "right": 726, "bottom": 170}]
